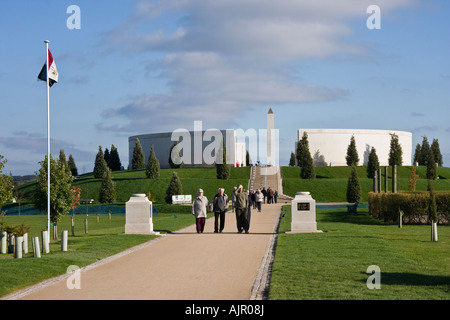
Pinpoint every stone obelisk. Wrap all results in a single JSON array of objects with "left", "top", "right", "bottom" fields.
[{"left": 267, "top": 108, "right": 274, "bottom": 166}]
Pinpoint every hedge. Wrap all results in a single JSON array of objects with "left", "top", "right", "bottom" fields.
[{"left": 368, "top": 191, "right": 450, "bottom": 225}]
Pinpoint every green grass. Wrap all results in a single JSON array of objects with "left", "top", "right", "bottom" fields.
[
  {"left": 282, "top": 166, "right": 450, "bottom": 202},
  {"left": 0, "top": 211, "right": 196, "bottom": 298},
  {"left": 270, "top": 206, "right": 450, "bottom": 300},
  {"left": 12, "top": 167, "right": 250, "bottom": 207}
]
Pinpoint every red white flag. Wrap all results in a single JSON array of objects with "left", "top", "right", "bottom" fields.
[{"left": 38, "top": 49, "right": 58, "bottom": 87}]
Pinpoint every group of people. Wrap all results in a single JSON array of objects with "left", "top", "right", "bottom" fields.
[{"left": 191, "top": 185, "right": 277, "bottom": 234}]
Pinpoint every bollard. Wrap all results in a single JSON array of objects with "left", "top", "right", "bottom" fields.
[
  {"left": 32, "top": 237, "right": 41, "bottom": 258},
  {"left": 23, "top": 233, "right": 28, "bottom": 254},
  {"left": 61, "top": 230, "right": 68, "bottom": 252},
  {"left": 1, "top": 231, "right": 6, "bottom": 254},
  {"left": 398, "top": 210, "right": 403, "bottom": 228},
  {"left": 15, "top": 236, "right": 23, "bottom": 259},
  {"left": 85, "top": 218, "right": 88, "bottom": 234},
  {"left": 41, "top": 230, "right": 49, "bottom": 254}
]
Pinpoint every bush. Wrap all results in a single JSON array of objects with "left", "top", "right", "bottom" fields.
[{"left": 368, "top": 191, "right": 450, "bottom": 225}]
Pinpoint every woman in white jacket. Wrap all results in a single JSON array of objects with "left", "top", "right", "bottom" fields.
[
  {"left": 255, "top": 189, "right": 264, "bottom": 212},
  {"left": 192, "top": 189, "right": 209, "bottom": 233}
]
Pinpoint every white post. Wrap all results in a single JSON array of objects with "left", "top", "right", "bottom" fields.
[
  {"left": 41, "top": 230, "right": 49, "bottom": 254},
  {"left": 45, "top": 40, "right": 51, "bottom": 245},
  {"left": 23, "top": 233, "right": 28, "bottom": 254},
  {"left": 61, "top": 230, "right": 68, "bottom": 251},
  {"left": 0, "top": 231, "right": 6, "bottom": 254},
  {"left": 15, "top": 237, "right": 23, "bottom": 259},
  {"left": 32, "top": 237, "right": 41, "bottom": 258}
]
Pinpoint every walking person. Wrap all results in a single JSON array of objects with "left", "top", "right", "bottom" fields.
[
  {"left": 212, "top": 188, "right": 228, "bottom": 233},
  {"left": 192, "top": 189, "right": 209, "bottom": 233},
  {"left": 234, "top": 185, "right": 249, "bottom": 233},
  {"left": 255, "top": 189, "right": 263, "bottom": 212},
  {"left": 261, "top": 187, "right": 267, "bottom": 204},
  {"left": 274, "top": 190, "right": 278, "bottom": 204}
]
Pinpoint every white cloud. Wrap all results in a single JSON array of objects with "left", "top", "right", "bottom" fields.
[{"left": 98, "top": 0, "right": 415, "bottom": 134}]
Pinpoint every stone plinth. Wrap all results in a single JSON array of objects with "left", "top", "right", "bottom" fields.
[
  {"left": 125, "top": 194, "right": 160, "bottom": 235},
  {"left": 288, "top": 192, "right": 322, "bottom": 234}
]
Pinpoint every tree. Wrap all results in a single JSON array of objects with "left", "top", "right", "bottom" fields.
[
  {"left": 146, "top": 145, "right": 160, "bottom": 179},
  {"left": 388, "top": 133, "right": 403, "bottom": 166},
  {"left": 104, "top": 148, "right": 110, "bottom": 168},
  {"left": 413, "top": 143, "right": 421, "bottom": 166},
  {"left": 428, "top": 180, "right": 438, "bottom": 242},
  {"left": 94, "top": 146, "right": 108, "bottom": 179},
  {"left": 216, "top": 140, "right": 230, "bottom": 180},
  {"left": 109, "top": 144, "right": 122, "bottom": 171},
  {"left": 70, "top": 186, "right": 81, "bottom": 236},
  {"left": 132, "top": 138, "right": 145, "bottom": 170},
  {"left": 68, "top": 154, "right": 78, "bottom": 176},
  {"left": 59, "top": 149, "right": 71, "bottom": 176},
  {"left": 168, "top": 141, "right": 183, "bottom": 169},
  {"left": 430, "top": 138, "right": 443, "bottom": 167},
  {"left": 289, "top": 152, "right": 296, "bottom": 166},
  {"left": 366, "top": 147, "right": 380, "bottom": 178},
  {"left": 346, "top": 165, "right": 361, "bottom": 203},
  {"left": 408, "top": 167, "right": 419, "bottom": 192},
  {"left": 165, "top": 172, "right": 183, "bottom": 204},
  {"left": 426, "top": 150, "right": 437, "bottom": 180},
  {"left": 296, "top": 132, "right": 315, "bottom": 179},
  {"left": 419, "top": 136, "right": 431, "bottom": 166},
  {"left": 0, "top": 155, "right": 13, "bottom": 208},
  {"left": 346, "top": 135, "right": 359, "bottom": 166},
  {"left": 246, "top": 150, "right": 251, "bottom": 166},
  {"left": 99, "top": 169, "right": 116, "bottom": 204},
  {"left": 34, "top": 155, "right": 74, "bottom": 239}
]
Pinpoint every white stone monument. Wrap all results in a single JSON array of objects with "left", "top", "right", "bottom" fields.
[
  {"left": 125, "top": 194, "right": 160, "bottom": 235},
  {"left": 288, "top": 192, "right": 322, "bottom": 233}
]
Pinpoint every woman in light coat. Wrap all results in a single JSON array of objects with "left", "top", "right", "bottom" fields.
[
  {"left": 192, "top": 188, "right": 209, "bottom": 233},
  {"left": 255, "top": 189, "right": 264, "bottom": 212}
]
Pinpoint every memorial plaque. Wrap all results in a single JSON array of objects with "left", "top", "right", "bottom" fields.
[{"left": 297, "top": 202, "right": 310, "bottom": 211}]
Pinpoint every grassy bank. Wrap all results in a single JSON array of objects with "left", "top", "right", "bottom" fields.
[{"left": 269, "top": 206, "right": 450, "bottom": 300}]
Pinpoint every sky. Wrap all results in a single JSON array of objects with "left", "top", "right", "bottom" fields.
[{"left": 0, "top": 0, "right": 449, "bottom": 176}]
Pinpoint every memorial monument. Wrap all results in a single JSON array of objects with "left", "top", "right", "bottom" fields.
[
  {"left": 125, "top": 194, "right": 160, "bottom": 235},
  {"left": 288, "top": 192, "right": 322, "bottom": 233}
]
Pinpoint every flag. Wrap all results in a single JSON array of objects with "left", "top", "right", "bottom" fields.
[{"left": 38, "top": 49, "right": 58, "bottom": 87}]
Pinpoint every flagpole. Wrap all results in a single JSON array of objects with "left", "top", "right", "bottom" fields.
[{"left": 45, "top": 40, "right": 50, "bottom": 244}]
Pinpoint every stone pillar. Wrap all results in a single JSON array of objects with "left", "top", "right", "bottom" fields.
[
  {"left": 288, "top": 192, "right": 322, "bottom": 234},
  {"left": 373, "top": 171, "right": 378, "bottom": 193},
  {"left": 392, "top": 165, "right": 397, "bottom": 193},
  {"left": 125, "top": 194, "right": 160, "bottom": 235},
  {"left": 384, "top": 166, "right": 388, "bottom": 192},
  {"left": 377, "top": 168, "right": 382, "bottom": 192}
]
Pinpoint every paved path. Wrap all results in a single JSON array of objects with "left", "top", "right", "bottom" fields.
[{"left": 8, "top": 199, "right": 287, "bottom": 300}]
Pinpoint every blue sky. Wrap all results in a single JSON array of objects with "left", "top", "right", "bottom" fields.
[{"left": 1, "top": 0, "right": 449, "bottom": 176}]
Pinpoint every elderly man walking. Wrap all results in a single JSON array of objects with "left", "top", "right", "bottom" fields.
[
  {"left": 212, "top": 188, "right": 228, "bottom": 233},
  {"left": 234, "top": 185, "right": 249, "bottom": 233}
]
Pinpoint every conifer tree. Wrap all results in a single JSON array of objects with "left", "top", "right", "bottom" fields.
[
  {"left": 168, "top": 141, "right": 183, "bottom": 168},
  {"left": 146, "top": 145, "right": 160, "bottom": 179},
  {"left": 388, "top": 133, "right": 403, "bottom": 166},
  {"left": 59, "top": 149, "right": 71, "bottom": 176},
  {"left": 426, "top": 150, "right": 437, "bottom": 180},
  {"left": 367, "top": 147, "right": 380, "bottom": 178},
  {"left": 109, "top": 144, "right": 122, "bottom": 171},
  {"left": 104, "top": 148, "right": 110, "bottom": 168},
  {"left": 419, "top": 136, "right": 431, "bottom": 166},
  {"left": 413, "top": 143, "right": 421, "bottom": 166},
  {"left": 99, "top": 169, "right": 116, "bottom": 204},
  {"left": 216, "top": 140, "right": 230, "bottom": 180},
  {"left": 132, "top": 138, "right": 145, "bottom": 170},
  {"left": 346, "top": 165, "right": 361, "bottom": 203},
  {"left": 296, "top": 132, "right": 315, "bottom": 178},
  {"left": 165, "top": 172, "right": 183, "bottom": 204},
  {"left": 289, "top": 152, "right": 296, "bottom": 166},
  {"left": 346, "top": 135, "right": 359, "bottom": 166},
  {"left": 68, "top": 154, "right": 78, "bottom": 176},
  {"left": 94, "top": 146, "right": 108, "bottom": 179},
  {"left": 430, "top": 138, "right": 443, "bottom": 167}
]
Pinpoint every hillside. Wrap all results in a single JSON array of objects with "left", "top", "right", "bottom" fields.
[{"left": 282, "top": 166, "right": 450, "bottom": 203}]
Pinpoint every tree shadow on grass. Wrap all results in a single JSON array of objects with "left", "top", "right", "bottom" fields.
[{"left": 362, "top": 271, "right": 450, "bottom": 287}]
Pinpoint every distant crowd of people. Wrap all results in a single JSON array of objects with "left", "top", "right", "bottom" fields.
[{"left": 191, "top": 186, "right": 278, "bottom": 234}]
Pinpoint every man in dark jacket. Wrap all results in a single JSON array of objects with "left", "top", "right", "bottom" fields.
[
  {"left": 212, "top": 188, "right": 228, "bottom": 233},
  {"left": 234, "top": 185, "right": 249, "bottom": 233}
]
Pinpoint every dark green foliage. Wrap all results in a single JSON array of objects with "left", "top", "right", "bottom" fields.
[
  {"left": 430, "top": 138, "right": 443, "bottom": 167},
  {"left": 413, "top": 143, "right": 421, "bottom": 165},
  {"left": 58, "top": 149, "right": 71, "bottom": 176},
  {"left": 289, "top": 152, "right": 296, "bottom": 167},
  {"left": 296, "top": 132, "right": 315, "bottom": 179},
  {"left": 419, "top": 136, "right": 431, "bottom": 166},
  {"left": 388, "top": 133, "right": 403, "bottom": 166},
  {"left": 346, "top": 135, "right": 359, "bottom": 166},
  {"left": 94, "top": 146, "right": 108, "bottom": 179},
  {"left": 99, "top": 169, "right": 116, "bottom": 204},
  {"left": 68, "top": 154, "right": 78, "bottom": 176},
  {"left": 216, "top": 140, "right": 230, "bottom": 180},
  {"left": 0, "top": 155, "right": 13, "bottom": 208},
  {"left": 104, "top": 148, "right": 110, "bottom": 167},
  {"left": 165, "top": 172, "right": 183, "bottom": 204},
  {"left": 146, "top": 145, "right": 160, "bottom": 179},
  {"left": 366, "top": 147, "right": 379, "bottom": 178},
  {"left": 346, "top": 165, "right": 361, "bottom": 203},
  {"left": 168, "top": 141, "right": 183, "bottom": 169},
  {"left": 426, "top": 150, "right": 437, "bottom": 180},
  {"left": 131, "top": 138, "right": 145, "bottom": 170},
  {"left": 109, "top": 144, "right": 122, "bottom": 171},
  {"left": 428, "top": 180, "right": 438, "bottom": 223}
]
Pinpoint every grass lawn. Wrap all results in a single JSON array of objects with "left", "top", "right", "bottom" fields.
[
  {"left": 269, "top": 206, "right": 450, "bottom": 300},
  {"left": 0, "top": 210, "right": 196, "bottom": 298}
]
